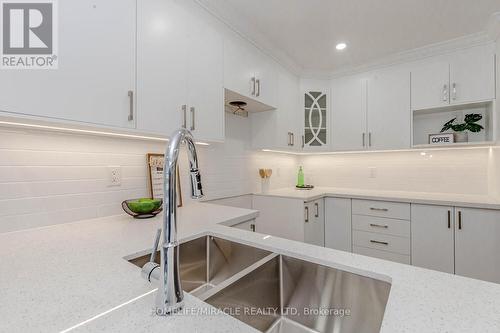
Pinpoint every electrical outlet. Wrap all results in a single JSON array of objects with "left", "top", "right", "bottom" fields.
[
  {"left": 368, "top": 167, "right": 377, "bottom": 179},
  {"left": 108, "top": 166, "right": 121, "bottom": 186}
]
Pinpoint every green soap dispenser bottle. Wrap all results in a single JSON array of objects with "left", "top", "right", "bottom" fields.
[{"left": 297, "top": 166, "right": 305, "bottom": 187}]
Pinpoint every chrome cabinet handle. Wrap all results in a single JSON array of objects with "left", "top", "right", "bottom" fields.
[
  {"left": 287, "top": 132, "right": 292, "bottom": 146},
  {"left": 251, "top": 77, "right": 256, "bottom": 96},
  {"left": 369, "top": 223, "right": 388, "bottom": 229},
  {"left": 250, "top": 224, "right": 256, "bottom": 232},
  {"left": 370, "top": 240, "right": 389, "bottom": 246},
  {"left": 458, "top": 211, "right": 462, "bottom": 230},
  {"left": 370, "top": 207, "right": 388, "bottom": 212},
  {"left": 305, "top": 206, "right": 309, "bottom": 223},
  {"left": 447, "top": 210, "right": 451, "bottom": 229},
  {"left": 291, "top": 133, "right": 295, "bottom": 146},
  {"left": 190, "top": 107, "right": 195, "bottom": 131},
  {"left": 181, "top": 105, "right": 187, "bottom": 128},
  {"left": 127, "top": 90, "right": 134, "bottom": 121},
  {"left": 256, "top": 79, "right": 261, "bottom": 97},
  {"left": 314, "top": 202, "right": 319, "bottom": 218},
  {"left": 362, "top": 133, "right": 366, "bottom": 147},
  {"left": 302, "top": 135, "right": 305, "bottom": 148},
  {"left": 368, "top": 132, "right": 372, "bottom": 147},
  {"left": 452, "top": 83, "right": 457, "bottom": 100},
  {"left": 443, "top": 84, "right": 448, "bottom": 102}
]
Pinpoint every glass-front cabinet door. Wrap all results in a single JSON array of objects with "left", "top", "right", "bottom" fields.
[{"left": 303, "top": 90, "right": 328, "bottom": 149}]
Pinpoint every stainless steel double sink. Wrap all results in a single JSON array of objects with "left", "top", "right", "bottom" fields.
[{"left": 127, "top": 235, "right": 391, "bottom": 333}]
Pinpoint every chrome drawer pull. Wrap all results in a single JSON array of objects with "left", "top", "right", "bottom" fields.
[
  {"left": 369, "top": 223, "right": 388, "bottom": 229},
  {"left": 369, "top": 207, "right": 388, "bottom": 212},
  {"left": 370, "top": 240, "right": 389, "bottom": 246}
]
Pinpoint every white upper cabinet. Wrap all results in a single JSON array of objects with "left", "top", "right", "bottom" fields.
[
  {"left": 411, "top": 43, "right": 496, "bottom": 110},
  {"left": 410, "top": 61, "right": 450, "bottom": 110},
  {"left": 449, "top": 44, "right": 496, "bottom": 105},
  {"left": 0, "top": 0, "right": 136, "bottom": 128},
  {"left": 137, "top": 0, "right": 224, "bottom": 141},
  {"left": 137, "top": 0, "right": 188, "bottom": 136},
  {"left": 185, "top": 5, "right": 224, "bottom": 142},
  {"left": 331, "top": 67, "right": 410, "bottom": 152},
  {"left": 367, "top": 67, "right": 411, "bottom": 150},
  {"left": 301, "top": 80, "right": 330, "bottom": 150},
  {"left": 251, "top": 67, "right": 300, "bottom": 150},
  {"left": 331, "top": 76, "right": 367, "bottom": 151},
  {"left": 224, "top": 37, "right": 277, "bottom": 108}
]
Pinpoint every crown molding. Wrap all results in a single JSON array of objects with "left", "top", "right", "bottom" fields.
[
  {"left": 194, "top": 1, "right": 496, "bottom": 81},
  {"left": 302, "top": 32, "right": 494, "bottom": 80}
]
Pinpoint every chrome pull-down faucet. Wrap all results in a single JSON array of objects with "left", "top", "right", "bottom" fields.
[{"left": 141, "top": 128, "right": 203, "bottom": 315}]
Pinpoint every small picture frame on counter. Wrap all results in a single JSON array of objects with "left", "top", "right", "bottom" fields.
[
  {"left": 147, "top": 153, "right": 183, "bottom": 207},
  {"left": 428, "top": 133, "right": 454, "bottom": 145}
]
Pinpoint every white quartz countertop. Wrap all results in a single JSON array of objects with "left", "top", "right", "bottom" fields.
[
  {"left": 2, "top": 202, "right": 500, "bottom": 332},
  {"left": 254, "top": 187, "right": 500, "bottom": 209}
]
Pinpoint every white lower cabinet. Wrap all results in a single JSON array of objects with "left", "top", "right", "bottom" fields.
[
  {"left": 231, "top": 219, "right": 256, "bottom": 233},
  {"left": 252, "top": 196, "right": 305, "bottom": 242},
  {"left": 325, "top": 198, "right": 352, "bottom": 252},
  {"left": 454, "top": 207, "right": 500, "bottom": 283},
  {"left": 411, "top": 204, "right": 455, "bottom": 274},
  {"left": 304, "top": 199, "right": 325, "bottom": 246},
  {"left": 252, "top": 196, "right": 324, "bottom": 245},
  {"left": 352, "top": 199, "right": 411, "bottom": 264},
  {"left": 412, "top": 204, "right": 500, "bottom": 284}
]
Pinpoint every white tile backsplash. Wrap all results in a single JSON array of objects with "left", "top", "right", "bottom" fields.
[
  {"left": 300, "top": 148, "right": 495, "bottom": 195},
  {"left": 1, "top": 113, "right": 498, "bottom": 234},
  {"left": 0, "top": 114, "right": 297, "bottom": 233}
]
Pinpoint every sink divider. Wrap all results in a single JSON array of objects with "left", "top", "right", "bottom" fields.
[{"left": 196, "top": 252, "right": 280, "bottom": 301}]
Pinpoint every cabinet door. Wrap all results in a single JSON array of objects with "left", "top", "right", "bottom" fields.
[
  {"left": 325, "top": 198, "right": 352, "bottom": 252},
  {"left": 367, "top": 67, "right": 411, "bottom": 150},
  {"left": 305, "top": 200, "right": 325, "bottom": 246},
  {"left": 331, "top": 77, "right": 367, "bottom": 151},
  {"left": 0, "top": 0, "right": 136, "bottom": 128},
  {"left": 137, "top": 0, "right": 188, "bottom": 136},
  {"left": 252, "top": 196, "right": 304, "bottom": 242},
  {"left": 303, "top": 89, "right": 329, "bottom": 149},
  {"left": 224, "top": 36, "right": 258, "bottom": 99},
  {"left": 455, "top": 207, "right": 500, "bottom": 283},
  {"left": 250, "top": 68, "right": 300, "bottom": 150},
  {"left": 411, "top": 205, "right": 454, "bottom": 274},
  {"left": 186, "top": 7, "right": 224, "bottom": 142},
  {"left": 410, "top": 61, "right": 450, "bottom": 110},
  {"left": 449, "top": 44, "right": 496, "bottom": 105},
  {"left": 254, "top": 54, "right": 278, "bottom": 108}
]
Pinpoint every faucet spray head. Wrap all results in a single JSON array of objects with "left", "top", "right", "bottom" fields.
[{"left": 190, "top": 168, "right": 204, "bottom": 199}]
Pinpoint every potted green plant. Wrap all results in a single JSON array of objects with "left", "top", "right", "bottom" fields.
[{"left": 440, "top": 113, "right": 484, "bottom": 143}]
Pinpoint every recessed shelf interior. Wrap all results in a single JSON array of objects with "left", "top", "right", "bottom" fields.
[{"left": 412, "top": 101, "right": 494, "bottom": 146}]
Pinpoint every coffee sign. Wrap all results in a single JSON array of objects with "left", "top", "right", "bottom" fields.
[{"left": 429, "top": 133, "right": 454, "bottom": 145}]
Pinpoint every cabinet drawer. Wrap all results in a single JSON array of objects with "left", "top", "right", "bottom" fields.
[
  {"left": 352, "top": 199, "right": 410, "bottom": 220},
  {"left": 353, "top": 230, "right": 410, "bottom": 255},
  {"left": 352, "top": 215, "right": 410, "bottom": 238},
  {"left": 353, "top": 246, "right": 410, "bottom": 265}
]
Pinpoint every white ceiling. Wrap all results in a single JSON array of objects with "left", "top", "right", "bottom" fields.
[{"left": 200, "top": 0, "right": 500, "bottom": 75}]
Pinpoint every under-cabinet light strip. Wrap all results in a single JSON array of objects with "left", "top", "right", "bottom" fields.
[
  {"left": 0, "top": 121, "right": 210, "bottom": 146},
  {"left": 262, "top": 145, "right": 498, "bottom": 156}
]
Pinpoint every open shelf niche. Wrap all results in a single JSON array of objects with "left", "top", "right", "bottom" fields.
[{"left": 412, "top": 101, "right": 495, "bottom": 147}]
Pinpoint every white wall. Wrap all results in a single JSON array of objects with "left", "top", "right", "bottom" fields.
[
  {"left": 0, "top": 113, "right": 297, "bottom": 233},
  {"left": 300, "top": 148, "right": 495, "bottom": 195}
]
